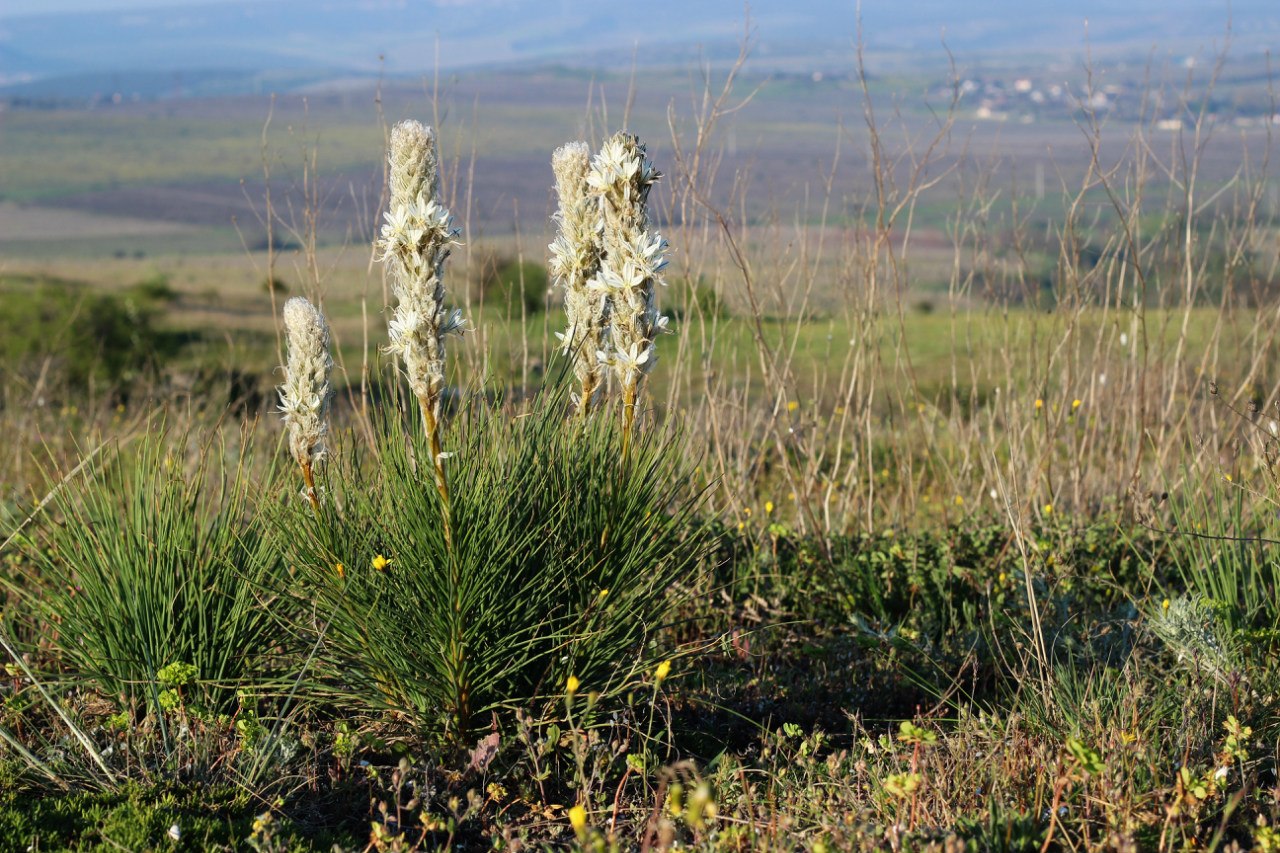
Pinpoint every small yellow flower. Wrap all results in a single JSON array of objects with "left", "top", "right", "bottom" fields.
[
  {"left": 1224, "top": 474, "right": 1233, "bottom": 482},
  {"left": 335, "top": 562, "right": 345, "bottom": 579},
  {"left": 372, "top": 554, "right": 390, "bottom": 571},
  {"left": 1035, "top": 398, "right": 1044, "bottom": 410},
  {"left": 786, "top": 400, "right": 799, "bottom": 413},
  {"left": 566, "top": 675, "right": 580, "bottom": 696},
  {"left": 597, "top": 588, "right": 609, "bottom": 599},
  {"left": 997, "top": 572, "right": 1007, "bottom": 584},
  {"left": 1042, "top": 503, "right": 1053, "bottom": 514},
  {"left": 954, "top": 496, "right": 964, "bottom": 506},
  {"left": 568, "top": 805, "right": 587, "bottom": 836},
  {"left": 655, "top": 660, "right": 672, "bottom": 682},
  {"left": 788, "top": 492, "right": 796, "bottom": 502},
  {"left": 764, "top": 501, "right": 774, "bottom": 515},
  {"left": 1162, "top": 598, "right": 1171, "bottom": 611},
  {"left": 1072, "top": 398, "right": 1082, "bottom": 409},
  {"left": 737, "top": 521, "right": 745, "bottom": 531}
]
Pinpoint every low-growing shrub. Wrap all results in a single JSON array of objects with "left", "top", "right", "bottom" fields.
[
  {"left": 666, "top": 275, "right": 727, "bottom": 321},
  {"left": 0, "top": 274, "right": 181, "bottom": 390},
  {"left": 484, "top": 258, "right": 549, "bottom": 314}
]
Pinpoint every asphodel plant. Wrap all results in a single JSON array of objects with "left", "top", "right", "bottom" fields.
[
  {"left": 585, "top": 131, "right": 669, "bottom": 452},
  {"left": 278, "top": 295, "right": 332, "bottom": 511},
  {"left": 377, "top": 120, "right": 467, "bottom": 544}
]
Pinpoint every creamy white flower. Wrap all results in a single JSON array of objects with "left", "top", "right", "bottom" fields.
[
  {"left": 378, "top": 121, "right": 466, "bottom": 411},
  {"left": 278, "top": 297, "right": 332, "bottom": 469},
  {"left": 552, "top": 141, "right": 609, "bottom": 405},
  {"left": 588, "top": 131, "right": 666, "bottom": 401}
]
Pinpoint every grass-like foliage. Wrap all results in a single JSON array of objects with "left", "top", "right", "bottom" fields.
[
  {"left": 12, "top": 430, "right": 284, "bottom": 715},
  {"left": 283, "top": 389, "right": 710, "bottom": 738},
  {"left": 1159, "top": 474, "right": 1280, "bottom": 639}
]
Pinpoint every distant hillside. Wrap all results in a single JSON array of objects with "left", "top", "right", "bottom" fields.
[{"left": 1, "top": 0, "right": 1274, "bottom": 97}]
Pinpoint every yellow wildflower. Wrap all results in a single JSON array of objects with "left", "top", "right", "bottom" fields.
[
  {"left": 335, "top": 562, "right": 345, "bottom": 579},
  {"left": 372, "top": 554, "right": 390, "bottom": 571},
  {"left": 655, "top": 660, "right": 672, "bottom": 682},
  {"left": 787, "top": 400, "right": 799, "bottom": 413},
  {"left": 566, "top": 675, "right": 580, "bottom": 695},
  {"left": 568, "top": 805, "right": 586, "bottom": 836},
  {"left": 764, "top": 501, "right": 774, "bottom": 515}
]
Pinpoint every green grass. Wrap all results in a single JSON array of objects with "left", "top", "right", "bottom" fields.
[
  {"left": 278, "top": 384, "right": 712, "bottom": 737},
  {"left": 8, "top": 427, "right": 287, "bottom": 715}
]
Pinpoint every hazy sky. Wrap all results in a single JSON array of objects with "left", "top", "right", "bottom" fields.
[{"left": 1, "top": 0, "right": 252, "bottom": 16}]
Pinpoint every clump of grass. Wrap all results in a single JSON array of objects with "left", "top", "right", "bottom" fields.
[
  {"left": 10, "top": 429, "right": 284, "bottom": 716},
  {"left": 282, "top": 388, "right": 710, "bottom": 740}
]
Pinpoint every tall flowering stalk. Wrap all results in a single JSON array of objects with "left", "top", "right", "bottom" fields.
[
  {"left": 588, "top": 131, "right": 669, "bottom": 452},
  {"left": 278, "top": 296, "right": 332, "bottom": 511},
  {"left": 377, "top": 120, "right": 466, "bottom": 541},
  {"left": 550, "top": 141, "right": 607, "bottom": 414}
]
